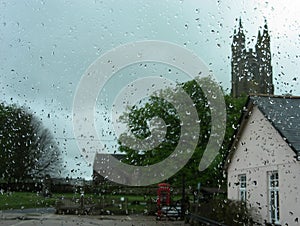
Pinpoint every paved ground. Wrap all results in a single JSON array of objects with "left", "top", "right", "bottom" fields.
[{"left": 0, "top": 209, "right": 187, "bottom": 226}]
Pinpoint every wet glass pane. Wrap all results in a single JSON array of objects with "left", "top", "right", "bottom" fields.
[{"left": 0, "top": 1, "right": 298, "bottom": 225}]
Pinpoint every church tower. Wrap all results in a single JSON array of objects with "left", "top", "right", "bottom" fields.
[{"left": 231, "top": 19, "right": 274, "bottom": 97}]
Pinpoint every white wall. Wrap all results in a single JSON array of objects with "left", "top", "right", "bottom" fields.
[{"left": 227, "top": 106, "right": 300, "bottom": 225}]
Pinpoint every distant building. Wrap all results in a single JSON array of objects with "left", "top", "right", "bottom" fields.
[
  {"left": 225, "top": 95, "right": 300, "bottom": 225},
  {"left": 93, "top": 153, "right": 125, "bottom": 185},
  {"left": 231, "top": 19, "right": 274, "bottom": 97}
]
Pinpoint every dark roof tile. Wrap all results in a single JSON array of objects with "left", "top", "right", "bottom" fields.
[{"left": 250, "top": 95, "right": 300, "bottom": 158}]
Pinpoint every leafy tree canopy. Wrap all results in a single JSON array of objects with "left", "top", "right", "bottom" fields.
[
  {"left": 0, "top": 103, "right": 63, "bottom": 182},
  {"left": 118, "top": 78, "right": 247, "bottom": 188}
]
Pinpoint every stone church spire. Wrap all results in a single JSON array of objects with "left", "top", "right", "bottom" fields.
[
  {"left": 232, "top": 18, "right": 245, "bottom": 49},
  {"left": 231, "top": 18, "right": 246, "bottom": 98},
  {"left": 231, "top": 19, "right": 274, "bottom": 97}
]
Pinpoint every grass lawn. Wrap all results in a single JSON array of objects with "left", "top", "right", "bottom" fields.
[
  {"left": 0, "top": 191, "right": 185, "bottom": 214},
  {"left": 0, "top": 192, "right": 157, "bottom": 212},
  {"left": 0, "top": 192, "right": 56, "bottom": 210}
]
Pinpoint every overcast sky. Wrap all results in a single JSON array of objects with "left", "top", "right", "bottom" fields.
[{"left": 0, "top": 0, "right": 299, "bottom": 179}]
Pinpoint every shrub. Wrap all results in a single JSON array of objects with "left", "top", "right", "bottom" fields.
[{"left": 193, "top": 199, "right": 258, "bottom": 226}]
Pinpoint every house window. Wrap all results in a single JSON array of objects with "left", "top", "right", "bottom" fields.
[
  {"left": 238, "top": 174, "right": 247, "bottom": 202},
  {"left": 268, "top": 171, "right": 280, "bottom": 224}
]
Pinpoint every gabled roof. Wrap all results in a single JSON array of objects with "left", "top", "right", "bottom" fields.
[
  {"left": 93, "top": 153, "right": 125, "bottom": 166},
  {"left": 251, "top": 95, "right": 300, "bottom": 159},
  {"left": 225, "top": 95, "right": 300, "bottom": 170}
]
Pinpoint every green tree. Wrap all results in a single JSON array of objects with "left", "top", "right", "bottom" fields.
[
  {"left": 0, "top": 103, "right": 62, "bottom": 182},
  {"left": 118, "top": 78, "right": 246, "bottom": 187}
]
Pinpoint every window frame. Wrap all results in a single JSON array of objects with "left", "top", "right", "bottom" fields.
[
  {"left": 268, "top": 170, "right": 280, "bottom": 224},
  {"left": 238, "top": 174, "right": 247, "bottom": 202}
]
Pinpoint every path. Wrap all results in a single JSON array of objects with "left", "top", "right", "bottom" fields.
[{"left": 0, "top": 209, "right": 187, "bottom": 226}]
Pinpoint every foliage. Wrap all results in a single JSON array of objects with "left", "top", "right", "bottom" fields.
[
  {"left": 118, "top": 78, "right": 247, "bottom": 187},
  {"left": 0, "top": 103, "right": 62, "bottom": 182},
  {"left": 192, "top": 198, "right": 257, "bottom": 226}
]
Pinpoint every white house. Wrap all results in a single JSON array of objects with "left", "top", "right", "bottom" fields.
[{"left": 225, "top": 95, "right": 300, "bottom": 226}]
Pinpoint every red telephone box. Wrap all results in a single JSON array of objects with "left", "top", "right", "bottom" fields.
[{"left": 157, "top": 183, "right": 170, "bottom": 218}]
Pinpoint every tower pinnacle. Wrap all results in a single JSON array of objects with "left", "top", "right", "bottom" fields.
[
  {"left": 231, "top": 19, "right": 274, "bottom": 97},
  {"left": 264, "top": 18, "right": 268, "bottom": 30}
]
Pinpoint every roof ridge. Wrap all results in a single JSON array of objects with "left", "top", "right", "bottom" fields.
[{"left": 249, "top": 93, "right": 300, "bottom": 99}]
